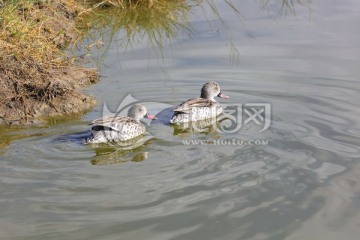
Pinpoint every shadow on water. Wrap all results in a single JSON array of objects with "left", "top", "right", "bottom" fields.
[
  {"left": 53, "top": 130, "right": 92, "bottom": 144},
  {"left": 151, "top": 106, "right": 175, "bottom": 125}
]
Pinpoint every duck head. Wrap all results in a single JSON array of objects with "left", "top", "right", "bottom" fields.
[
  {"left": 128, "top": 104, "right": 156, "bottom": 121},
  {"left": 200, "top": 81, "right": 230, "bottom": 101}
]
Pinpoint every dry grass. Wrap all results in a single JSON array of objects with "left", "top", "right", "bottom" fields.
[{"left": 0, "top": 0, "right": 98, "bottom": 124}]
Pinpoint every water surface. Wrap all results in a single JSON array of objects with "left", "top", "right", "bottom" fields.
[{"left": 1, "top": 0, "right": 360, "bottom": 239}]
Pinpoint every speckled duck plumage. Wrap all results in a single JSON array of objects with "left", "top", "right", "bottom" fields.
[
  {"left": 170, "top": 82, "right": 230, "bottom": 124},
  {"left": 84, "top": 104, "right": 155, "bottom": 144}
]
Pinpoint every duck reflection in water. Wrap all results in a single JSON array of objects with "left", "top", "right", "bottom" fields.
[{"left": 90, "top": 134, "right": 154, "bottom": 165}]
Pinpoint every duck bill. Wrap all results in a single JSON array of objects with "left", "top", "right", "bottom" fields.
[
  {"left": 217, "top": 92, "right": 230, "bottom": 99},
  {"left": 145, "top": 113, "right": 157, "bottom": 120}
]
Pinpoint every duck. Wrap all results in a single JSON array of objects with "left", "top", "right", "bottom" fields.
[
  {"left": 84, "top": 104, "right": 155, "bottom": 144},
  {"left": 170, "top": 81, "right": 230, "bottom": 124}
]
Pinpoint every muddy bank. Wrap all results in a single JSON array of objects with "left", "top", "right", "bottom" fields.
[
  {"left": 0, "top": 64, "right": 98, "bottom": 125},
  {"left": 0, "top": 0, "right": 99, "bottom": 125}
]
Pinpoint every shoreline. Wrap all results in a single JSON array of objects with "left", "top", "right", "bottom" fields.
[
  {"left": 0, "top": 0, "right": 99, "bottom": 125},
  {"left": 0, "top": 0, "right": 189, "bottom": 125}
]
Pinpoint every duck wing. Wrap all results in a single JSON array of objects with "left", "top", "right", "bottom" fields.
[
  {"left": 90, "top": 116, "right": 133, "bottom": 131},
  {"left": 173, "top": 98, "right": 216, "bottom": 113}
]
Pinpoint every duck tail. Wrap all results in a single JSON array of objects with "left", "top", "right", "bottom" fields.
[{"left": 83, "top": 135, "right": 95, "bottom": 144}]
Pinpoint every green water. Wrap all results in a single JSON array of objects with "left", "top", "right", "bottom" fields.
[{"left": 1, "top": 1, "right": 360, "bottom": 239}]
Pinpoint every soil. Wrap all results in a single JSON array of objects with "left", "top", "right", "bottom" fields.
[
  {"left": 0, "top": 0, "right": 100, "bottom": 125},
  {"left": 0, "top": 64, "right": 99, "bottom": 125}
]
